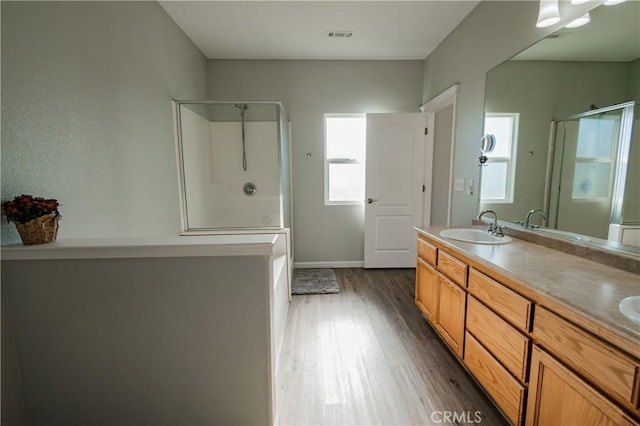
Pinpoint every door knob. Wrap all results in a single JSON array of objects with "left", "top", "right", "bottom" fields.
[{"left": 367, "top": 198, "right": 378, "bottom": 204}]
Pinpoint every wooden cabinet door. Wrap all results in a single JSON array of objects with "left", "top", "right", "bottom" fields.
[
  {"left": 415, "top": 258, "right": 439, "bottom": 323},
  {"left": 436, "top": 276, "right": 466, "bottom": 357},
  {"left": 527, "top": 346, "right": 631, "bottom": 426}
]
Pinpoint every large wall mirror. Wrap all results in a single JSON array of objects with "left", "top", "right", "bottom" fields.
[{"left": 480, "top": 0, "right": 639, "bottom": 254}]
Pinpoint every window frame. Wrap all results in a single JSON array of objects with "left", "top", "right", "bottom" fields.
[
  {"left": 324, "top": 113, "right": 367, "bottom": 206},
  {"left": 480, "top": 112, "right": 519, "bottom": 204}
]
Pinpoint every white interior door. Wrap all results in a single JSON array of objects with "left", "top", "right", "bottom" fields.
[{"left": 364, "top": 113, "right": 427, "bottom": 268}]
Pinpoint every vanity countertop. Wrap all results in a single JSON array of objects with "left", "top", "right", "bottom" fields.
[
  {"left": 415, "top": 226, "right": 640, "bottom": 357},
  {"left": 1, "top": 234, "right": 282, "bottom": 260}
]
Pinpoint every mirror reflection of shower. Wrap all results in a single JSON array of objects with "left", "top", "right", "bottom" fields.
[
  {"left": 236, "top": 103, "right": 249, "bottom": 171},
  {"left": 547, "top": 101, "right": 636, "bottom": 241}
]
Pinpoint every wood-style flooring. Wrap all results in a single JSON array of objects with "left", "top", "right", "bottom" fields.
[{"left": 276, "top": 268, "right": 508, "bottom": 426}]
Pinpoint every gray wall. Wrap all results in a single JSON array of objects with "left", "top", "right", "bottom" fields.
[
  {"left": 629, "top": 59, "right": 640, "bottom": 105},
  {"left": 623, "top": 118, "right": 640, "bottom": 224},
  {"left": 1, "top": 2, "right": 208, "bottom": 424},
  {"left": 422, "top": 0, "right": 601, "bottom": 225},
  {"left": 431, "top": 104, "right": 454, "bottom": 226},
  {"left": 3, "top": 255, "right": 272, "bottom": 425},
  {"left": 2, "top": 287, "right": 26, "bottom": 426},
  {"left": 1, "top": 1, "right": 208, "bottom": 243},
  {"left": 207, "top": 60, "right": 424, "bottom": 264}
]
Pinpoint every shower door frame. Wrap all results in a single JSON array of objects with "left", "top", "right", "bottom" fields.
[
  {"left": 172, "top": 100, "right": 291, "bottom": 235},
  {"left": 545, "top": 101, "right": 635, "bottom": 234}
]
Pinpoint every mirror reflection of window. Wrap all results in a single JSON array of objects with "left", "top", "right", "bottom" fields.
[
  {"left": 572, "top": 115, "right": 620, "bottom": 200},
  {"left": 480, "top": 113, "right": 519, "bottom": 203}
]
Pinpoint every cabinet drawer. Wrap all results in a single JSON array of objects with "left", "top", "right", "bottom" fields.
[
  {"left": 534, "top": 307, "right": 640, "bottom": 409},
  {"left": 468, "top": 268, "right": 532, "bottom": 332},
  {"left": 437, "top": 250, "right": 468, "bottom": 287},
  {"left": 417, "top": 237, "right": 437, "bottom": 266},
  {"left": 467, "top": 296, "right": 529, "bottom": 383},
  {"left": 464, "top": 332, "right": 525, "bottom": 425}
]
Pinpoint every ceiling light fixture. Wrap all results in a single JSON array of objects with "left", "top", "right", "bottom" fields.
[
  {"left": 536, "top": 0, "right": 561, "bottom": 28},
  {"left": 570, "top": 0, "right": 590, "bottom": 4},
  {"left": 603, "top": 0, "right": 626, "bottom": 5},
  {"left": 565, "top": 12, "right": 591, "bottom": 28}
]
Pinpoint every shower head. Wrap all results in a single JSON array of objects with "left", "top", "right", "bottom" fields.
[{"left": 235, "top": 104, "right": 249, "bottom": 120}]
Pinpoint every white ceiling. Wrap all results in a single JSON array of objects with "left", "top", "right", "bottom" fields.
[{"left": 158, "top": 1, "right": 480, "bottom": 60}]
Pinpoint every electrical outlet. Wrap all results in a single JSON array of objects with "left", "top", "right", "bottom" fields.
[
  {"left": 466, "top": 179, "right": 474, "bottom": 195},
  {"left": 454, "top": 178, "right": 465, "bottom": 192}
]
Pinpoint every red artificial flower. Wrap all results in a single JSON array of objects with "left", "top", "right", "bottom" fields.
[{"left": 1, "top": 195, "right": 61, "bottom": 224}]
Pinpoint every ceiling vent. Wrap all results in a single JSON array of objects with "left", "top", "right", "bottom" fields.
[{"left": 326, "top": 31, "right": 354, "bottom": 38}]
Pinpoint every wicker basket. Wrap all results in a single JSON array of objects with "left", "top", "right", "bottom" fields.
[{"left": 13, "top": 213, "right": 59, "bottom": 245}]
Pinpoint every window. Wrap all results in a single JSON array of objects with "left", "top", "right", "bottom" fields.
[
  {"left": 324, "top": 114, "right": 366, "bottom": 204},
  {"left": 480, "top": 113, "right": 519, "bottom": 203},
  {"left": 571, "top": 116, "right": 618, "bottom": 200}
]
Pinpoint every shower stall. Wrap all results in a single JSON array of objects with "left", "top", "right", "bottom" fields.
[
  {"left": 546, "top": 101, "right": 637, "bottom": 242},
  {"left": 173, "top": 101, "right": 292, "bottom": 234}
]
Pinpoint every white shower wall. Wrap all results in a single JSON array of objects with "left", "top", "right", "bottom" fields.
[
  {"left": 181, "top": 107, "right": 214, "bottom": 228},
  {"left": 181, "top": 107, "right": 280, "bottom": 229}
]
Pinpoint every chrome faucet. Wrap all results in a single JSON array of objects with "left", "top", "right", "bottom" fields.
[
  {"left": 478, "top": 210, "right": 503, "bottom": 236},
  {"left": 525, "top": 209, "right": 547, "bottom": 229}
]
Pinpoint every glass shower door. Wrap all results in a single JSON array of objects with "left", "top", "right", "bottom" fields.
[{"left": 553, "top": 107, "right": 626, "bottom": 239}]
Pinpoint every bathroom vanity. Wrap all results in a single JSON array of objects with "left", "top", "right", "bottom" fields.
[
  {"left": 1, "top": 234, "right": 290, "bottom": 425},
  {"left": 414, "top": 226, "right": 640, "bottom": 426}
]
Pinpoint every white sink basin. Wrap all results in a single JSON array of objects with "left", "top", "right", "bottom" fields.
[
  {"left": 440, "top": 228, "right": 512, "bottom": 245},
  {"left": 536, "top": 228, "right": 592, "bottom": 242},
  {"left": 619, "top": 296, "right": 640, "bottom": 324}
]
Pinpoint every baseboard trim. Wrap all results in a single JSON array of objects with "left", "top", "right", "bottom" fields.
[{"left": 294, "top": 261, "right": 364, "bottom": 269}]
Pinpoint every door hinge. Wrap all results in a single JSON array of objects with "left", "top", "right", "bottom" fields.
[{"left": 424, "top": 127, "right": 428, "bottom": 135}]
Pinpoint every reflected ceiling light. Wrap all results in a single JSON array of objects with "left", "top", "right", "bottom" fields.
[
  {"left": 603, "top": 0, "right": 626, "bottom": 5},
  {"left": 536, "top": 0, "right": 561, "bottom": 28},
  {"left": 565, "top": 12, "right": 591, "bottom": 28},
  {"left": 570, "top": 0, "right": 590, "bottom": 4}
]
